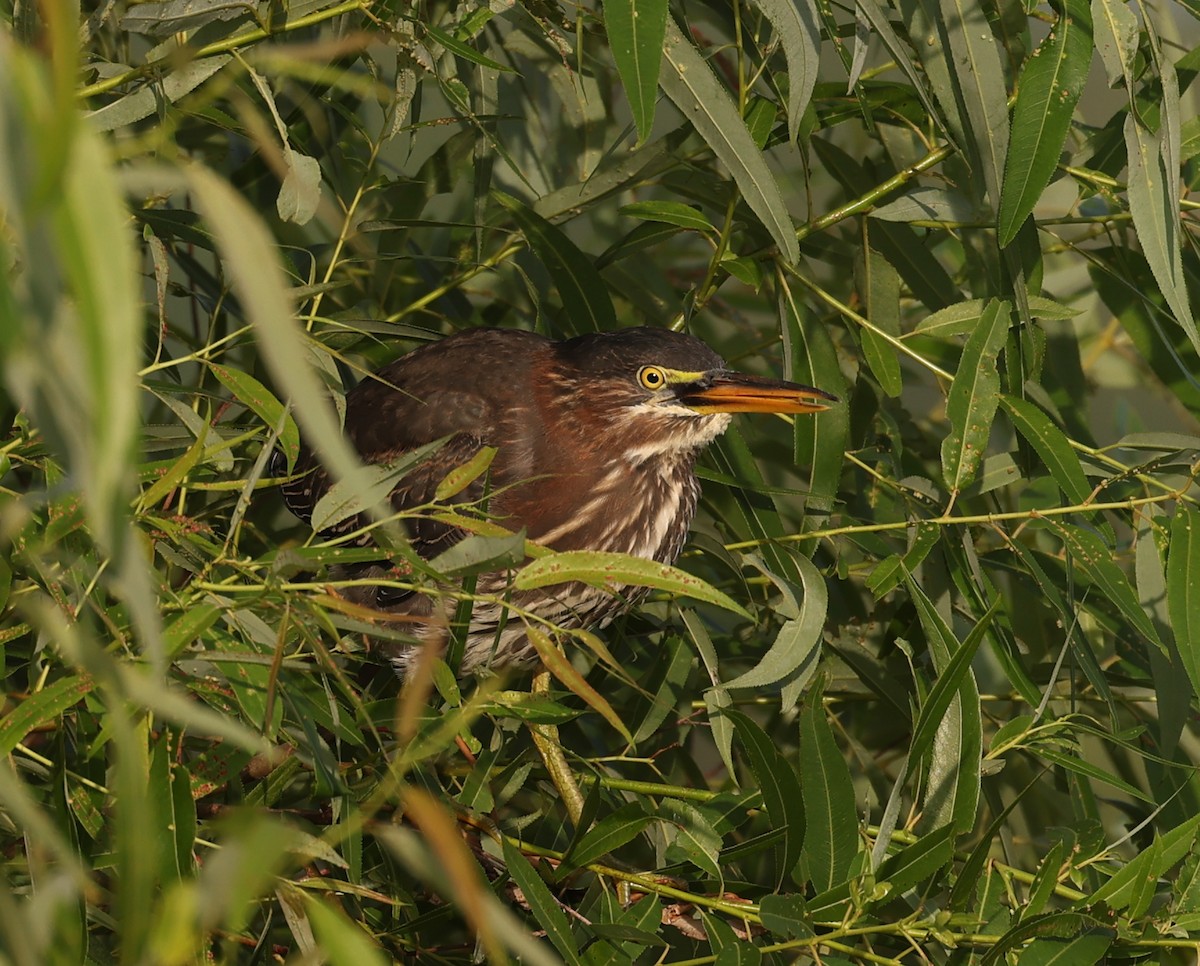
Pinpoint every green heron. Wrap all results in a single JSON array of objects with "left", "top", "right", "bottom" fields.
[{"left": 279, "top": 326, "right": 835, "bottom": 674}]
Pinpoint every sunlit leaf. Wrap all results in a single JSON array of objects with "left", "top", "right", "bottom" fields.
[
  {"left": 997, "top": 0, "right": 1091, "bottom": 246},
  {"left": 605, "top": 0, "right": 670, "bottom": 143}
]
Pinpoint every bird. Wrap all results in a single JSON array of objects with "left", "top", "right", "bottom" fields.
[{"left": 276, "top": 326, "right": 836, "bottom": 675}]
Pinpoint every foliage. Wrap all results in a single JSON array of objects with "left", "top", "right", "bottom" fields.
[{"left": 1, "top": 0, "right": 1200, "bottom": 961}]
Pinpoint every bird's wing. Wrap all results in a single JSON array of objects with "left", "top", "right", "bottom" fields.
[{"left": 278, "top": 329, "right": 547, "bottom": 557}]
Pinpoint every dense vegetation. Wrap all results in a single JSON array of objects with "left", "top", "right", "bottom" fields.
[{"left": 2, "top": 0, "right": 1200, "bottom": 961}]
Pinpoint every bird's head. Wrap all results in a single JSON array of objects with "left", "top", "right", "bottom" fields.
[{"left": 552, "top": 327, "right": 837, "bottom": 464}]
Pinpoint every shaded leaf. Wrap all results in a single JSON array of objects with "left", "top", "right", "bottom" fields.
[
  {"left": 941, "top": 299, "right": 1010, "bottom": 493},
  {"left": 727, "top": 710, "right": 805, "bottom": 890},
  {"left": 1168, "top": 509, "right": 1200, "bottom": 703},
  {"left": 798, "top": 679, "right": 858, "bottom": 891},
  {"left": 497, "top": 192, "right": 616, "bottom": 333},
  {"left": 501, "top": 840, "right": 581, "bottom": 964},
  {"left": 659, "top": 19, "right": 800, "bottom": 262},
  {"left": 999, "top": 395, "right": 1091, "bottom": 505}
]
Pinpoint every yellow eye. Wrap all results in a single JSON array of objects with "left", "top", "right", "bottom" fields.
[{"left": 638, "top": 366, "right": 667, "bottom": 391}]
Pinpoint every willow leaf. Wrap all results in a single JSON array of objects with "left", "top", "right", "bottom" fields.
[{"left": 659, "top": 19, "right": 799, "bottom": 263}]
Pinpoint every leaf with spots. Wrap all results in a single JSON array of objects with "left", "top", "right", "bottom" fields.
[
  {"left": 514, "top": 550, "right": 751, "bottom": 619},
  {"left": 1168, "top": 508, "right": 1200, "bottom": 703},
  {"left": 210, "top": 363, "right": 299, "bottom": 470},
  {"left": 997, "top": 0, "right": 1092, "bottom": 246},
  {"left": 940, "top": 299, "right": 1010, "bottom": 495},
  {"left": 1047, "top": 521, "right": 1165, "bottom": 653}
]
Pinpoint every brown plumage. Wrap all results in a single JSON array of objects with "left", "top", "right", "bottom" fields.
[{"left": 276, "top": 326, "right": 835, "bottom": 674}]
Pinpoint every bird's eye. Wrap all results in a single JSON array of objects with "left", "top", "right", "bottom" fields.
[{"left": 638, "top": 366, "right": 667, "bottom": 391}]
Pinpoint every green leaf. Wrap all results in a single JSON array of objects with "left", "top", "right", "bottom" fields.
[
  {"left": 496, "top": 192, "right": 616, "bottom": 333},
  {"left": 0, "top": 676, "right": 94, "bottom": 757},
  {"left": 1036, "top": 749, "right": 1154, "bottom": 803},
  {"left": 1092, "top": 0, "right": 1137, "bottom": 90},
  {"left": 164, "top": 602, "right": 222, "bottom": 659},
  {"left": 435, "top": 446, "right": 498, "bottom": 501},
  {"left": 87, "top": 57, "right": 231, "bottom": 133},
  {"left": 501, "top": 841, "right": 582, "bottom": 964},
  {"left": 428, "top": 531, "right": 527, "bottom": 579},
  {"left": 659, "top": 19, "right": 800, "bottom": 263},
  {"left": 619, "top": 200, "right": 715, "bottom": 232},
  {"left": 781, "top": 278, "right": 848, "bottom": 515},
  {"left": 564, "top": 802, "right": 656, "bottom": 870},
  {"left": 210, "top": 364, "right": 299, "bottom": 468},
  {"left": 1168, "top": 509, "right": 1200, "bottom": 703},
  {"left": 423, "top": 22, "right": 515, "bottom": 72},
  {"left": 875, "top": 825, "right": 955, "bottom": 896},
  {"left": 526, "top": 626, "right": 633, "bottom": 744},
  {"left": 999, "top": 395, "right": 1091, "bottom": 505},
  {"left": 871, "top": 186, "right": 980, "bottom": 223},
  {"left": 298, "top": 889, "right": 388, "bottom": 966},
  {"left": 514, "top": 550, "right": 751, "bottom": 618},
  {"left": 751, "top": 0, "right": 821, "bottom": 143},
  {"left": 1047, "top": 521, "right": 1164, "bottom": 652},
  {"left": 1124, "top": 113, "right": 1200, "bottom": 356},
  {"left": 1017, "top": 932, "right": 1113, "bottom": 966},
  {"left": 904, "top": 572, "right": 983, "bottom": 836},
  {"left": 308, "top": 437, "right": 446, "bottom": 532},
  {"left": 1088, "top": 813, "right": 1200, "bottom": 910},
  {"left": 912, "top": 296, "right": 1076, "bottom": 339},
  {"left": 860, "top": 248, "right": 902, "bottom": 397},
  {"left": 727, "top": 710, "right": 805, "bottom": 890},
  {"left": 757, "top": 894, "right": 812, "bottom": 939},
  {"left": 938, "top": 0, "right": 1010, "bottom": 212},
  {"left": 979, "top": 913, "right": 1111, "bottom": 965},
  {"left": 941, "top": 299, "right": 1011, "bottom": 494},
  {"left": 661, "top": 799, "right": 722, "bottom": 880},
  {"left": 997, "top": 0, "right": 1092, "bottom": 246},
  {"left": 605, "top": 0, "right": 670, "bottom": 143},
  {"left": 723, "top": 555, "right": 825, "bottom": 689},
  {"left": 798, "top": 679, "right": 858, "bottom": 891}
]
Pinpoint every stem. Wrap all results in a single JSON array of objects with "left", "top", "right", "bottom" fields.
[{"left": 77, "top": 0, "right": 370, "bottom": 100}]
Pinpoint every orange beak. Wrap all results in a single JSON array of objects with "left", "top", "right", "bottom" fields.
[{"left": 680, "top": 372, "right": 838, "bottom": 414}]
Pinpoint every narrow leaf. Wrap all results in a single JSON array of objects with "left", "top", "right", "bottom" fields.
[
  {"left": 941, "top": 299, "right": 1011, "bottom": 493},
  {"left": 501, "top": 841, "right": 582, "bottom": 964},
  {"left": 496, "top": 192, "right": 616, "bottom": 333},
  {"left": 798, "top": 679, "right": 858, "bottom": 891},
  {"left": 904, "top": 572, "right": 982, "bottom": 835},
  {"left": 876, "top": 825, "right": 955, "bottom": 895},
  {"left": 997, "top": 0, "right": 1092, "bottom": 246},
  {"left": 619, "top": 200, "right": 715, "bottom": 232},
  {"left": 999, "top": 395, "right": 1091, "bottom": 505},
  {"left": 564, "top": 802, "right": 656, "bottom": 869},
  {"left": 1092, "top": 0, "right": 1137, "bottom": 89},
  {"left": 210, "top": 364, "right": 299, "bottom": 467},
  {"left": 1047, "top": 522, "right": 1164, "bottom": 651},
  {"left": 514, "top": 550, "right": 751, "bottom": 618},
  {"left": 605, "top": 0, "right": 670, "bottom": 143},
  {"left": 939, "top": 0, "right": 1011, "bottom": 211},
  {"left": 727, "top": 710, "right": 805, "bottom": 889},
  {"left": 1125, "top": 114, "right": 1200, "bottom": 355},
  {"left": 0, "top": 676, "right": 94, "bottom": 757},
  {"left": 723, "top": 554, "right": 825, "bottom": 689},
  {"left": 659, "top": 19, "right": 800, "bottom": 263},
  {"left": 1167, "top": 509, "right": 1200, "bottom": 702},
  {"left": 752, "top": 0, "right": 821, "bottom": 143},
  {"left": 1088, "top": 813, "right": 1200, "bottom": 910}
]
